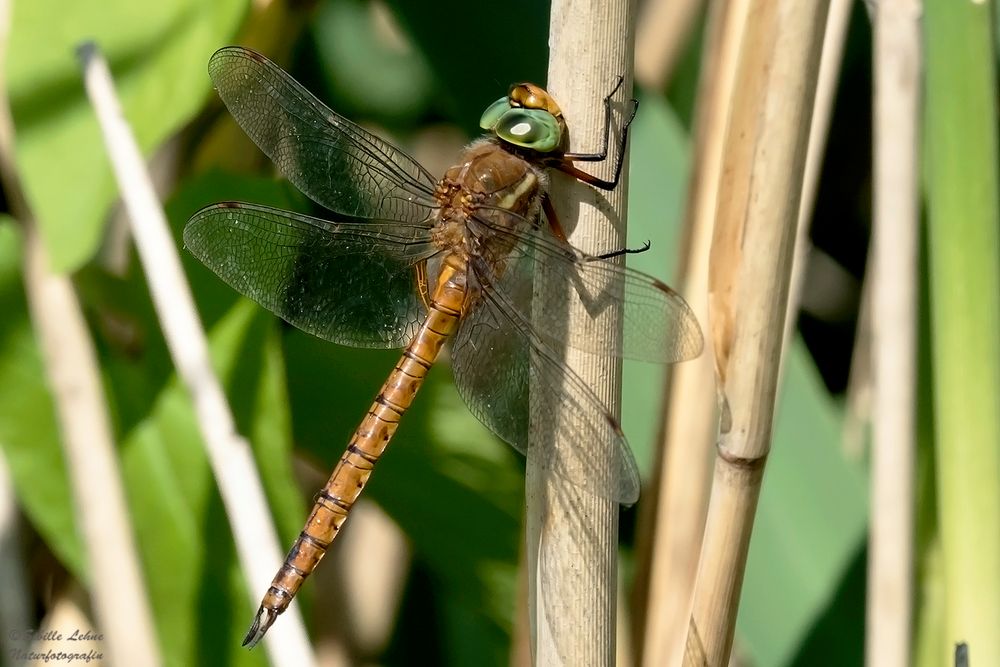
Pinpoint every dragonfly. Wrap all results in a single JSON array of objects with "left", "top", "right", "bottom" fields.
[{"left": 184, "top": 46, "right": 703, "bottom": 647}]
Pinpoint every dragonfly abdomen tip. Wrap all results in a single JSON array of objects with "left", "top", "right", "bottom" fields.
[{"left": 242, "top": 606, "right": 279, "bottom": 648}]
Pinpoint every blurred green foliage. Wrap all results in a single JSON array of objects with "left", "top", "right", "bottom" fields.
[{"left": 7, "top": 0, "right": 246, "bottom": 272}]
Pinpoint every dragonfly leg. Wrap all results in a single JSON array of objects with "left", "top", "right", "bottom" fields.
[
  {"left": 415, "top": 261, "right": 432, "bottom": 311},
  {"left": 555, "top": 79, "right": 639, "bottom": 191},
  {"left": 541, "top": 194, "right": 570, "bottom": 242},
  {"left": 594, "top": 239, "right": 651, "bottom": 260},
  {"left": 543, "top": 192, "right": 649, "bottom": 259}
]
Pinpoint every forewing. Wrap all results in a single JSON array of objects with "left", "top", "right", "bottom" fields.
[
  {"left": 208, "top": 46, "right": 438, "bottom": 222},
  {"left": 184, "top": 202, "right": 437, "bottom": 348},
  {"left": 450, "top": 284, "right": 641, "bottom": 505},
  {"left": 468, "top": 216, "right": 704, "bottom": 364}
]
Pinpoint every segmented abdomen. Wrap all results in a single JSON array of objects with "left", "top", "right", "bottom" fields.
[{"left": 243, "top": 255, "right": 468, "bottom": 647}]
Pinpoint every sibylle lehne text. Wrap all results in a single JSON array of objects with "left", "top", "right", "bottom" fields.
[{"left": 8, "top": 629, "right": 103, "bottom": 642}]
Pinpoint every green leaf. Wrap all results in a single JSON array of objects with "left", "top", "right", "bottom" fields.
[
  {"left": 621, "top": 91, "right": 690, "bottom": 478},
  {"left": 7, "top": 0, "right": 248, "bottom": 271},
  {"left": 924, "top": 0, "right": 1000, "bottom": 661},
  {"left": 309, "top": 0, "right": 434, "bottom": 127}
]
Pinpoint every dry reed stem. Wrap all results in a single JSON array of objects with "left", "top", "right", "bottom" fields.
[
  {"left": 634, "top": 0, "right": 704, "bottom": 89},
  {"left": 685, "top": 1, "right": 830, "bottom": 663},
  {"left": 0, "top": 46, "right": 31, "bottom": 632},
  {"left": 76, "top": 44, "right": 315, "bottom": 667},
  {"left": 635, "top": 0, "right": 748, "bottom": 665},
  {"left": 526, "top": 1, "right": 634, "bottom": 664},
  {"left": 867, "top": 1, "right": 921, "bottom": 664},
  {"left": 21, "top": 196, "right": 162, "bottom": 667},
  {"left": 844, "top": 265, "right": 875, "bottom": 460},
  {"left": 0, "top": 15, "right": 161, "bottom": 667},
  {"left": 0, "top": 452, "right": 33, "bottom": 653},
  {"left": 509, "top": 536, "right": 532, "bottom": 667},
  {"left": 314, "top": 500, "right": 409, "bottom": 666},
  {"left": 785, "top": 0, "right": 853, "bottom": 346}
]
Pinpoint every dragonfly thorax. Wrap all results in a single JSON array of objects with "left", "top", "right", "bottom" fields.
[{"left": 430, "top": 138, "right": 547, "bottom": 258}]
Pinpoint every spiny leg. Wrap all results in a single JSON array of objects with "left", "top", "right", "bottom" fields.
[
  {"left": 542, "top": 193, "right": 650, "bottom": 259},
  {"left": 555, "top": 77, "right": 639, "bottom": 191},
  {"left": 595, "top": 240, "right": 650, "bottom": 260},
  {"left": 561, "top": 75, "right": 627, "bottom": 162},
  {"left": 542, "top": 194, "right": 569, "bottom": 242}
]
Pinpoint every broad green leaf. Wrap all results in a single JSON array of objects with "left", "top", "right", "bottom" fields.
[
  {"left": 924, "top": 0, "right": 1000, "bottom": 661},
  {"left": 309, "top": 0, "right": 434, "bottom": 127},
  {"left": 7, "top": 0, "right": 247, "bottom": 272},
  {"left": 620, "top": 91, "right": 690, "bottom": 479}
]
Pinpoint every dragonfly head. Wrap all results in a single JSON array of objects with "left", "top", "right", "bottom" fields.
[{"left": 479, "top": 83, "right": 566, "bottom": 154}]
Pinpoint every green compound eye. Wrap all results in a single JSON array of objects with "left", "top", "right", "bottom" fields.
[
  {"left": 479, "top": 97, "right": 510, "bottom": 131},
  {"left": 492, "top": 108, "right": 562, "bottom": 152}
]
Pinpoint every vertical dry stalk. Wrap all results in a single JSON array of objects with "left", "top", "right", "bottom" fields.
[
  {"left": 21, "top": 213, "right": 163, "bottom": 667},
  {"left": 0, "top": 11, "right": 161, "bottom": 667},
  {"left": 0, "top": 450, "right": 33, "bottom": 651},
  {"left": 634, "top": 0, "right": 704, "bottom": 89},
  {"left": 0, "top": 4, "right": 31, "bottom": 648},
  {"left": 785, "top": 0, "right": 853, "bottom": 341},
  {"left": 635, "top": 0, "right": 748, "bottom": 665},
  {"left": 526, "top": 1, "right": 634, "bottom": 664},
  {"left": 867, "top": 1, "right": 920, "bottom": 665},
  {"left": 684, "top": 1, "right": 829, "bottom": 663},
  {"left": 76, "top": 45, "right": 315, "bottom": 667}
]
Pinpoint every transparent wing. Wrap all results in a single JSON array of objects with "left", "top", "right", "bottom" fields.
[
  {"left": 451, "top": 281, "right": 641, "bottom": 505},
  {"left": 467, "top": 213, "right": 704, "bottom": 364},
  {"left": 184, "top": 202, "right": 438, "bottom": 348},
  {"left": 208, "top": 46, "right": 438, "bottom": 222}
]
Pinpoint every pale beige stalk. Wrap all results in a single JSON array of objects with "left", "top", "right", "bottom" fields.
[
  {"left": 868, "top": 1, "right": 921, "bottom": 665},
  {"left": 18, "top": 166, "right": 163, "bottom": 667},
  {"left": 527, "top": 1, "right": 634, "bottom": 664},
  {"left": 634, "top": 0, "right": 704, "bottom": 89},
  {"left": 311, "top": 498, "right": 410, "bottom": 667},
  {"left": 0, "top": 16, "right": 161, "bottom": 667},
  {"left": 685, "top": 1, "right": 830, "bottom": 664},
  {"left": 785, "top": 0, "right": 853, "bottom": 345},
  {"left": 0, "top": 13, "right": 32, "bottom": 632},
  {"left": 0, "top": 457, "right": 30, "bottom": 649},
  {"left": 635, "top": 0, "right": 748, "bottom": 665},
  {"left": 76, "top": 45, "right": 315, "bottom": 667}
]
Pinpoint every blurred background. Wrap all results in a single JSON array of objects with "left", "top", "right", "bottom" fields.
[{"left": 0, "top": 0, "right": 939, "bottom": 665}]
